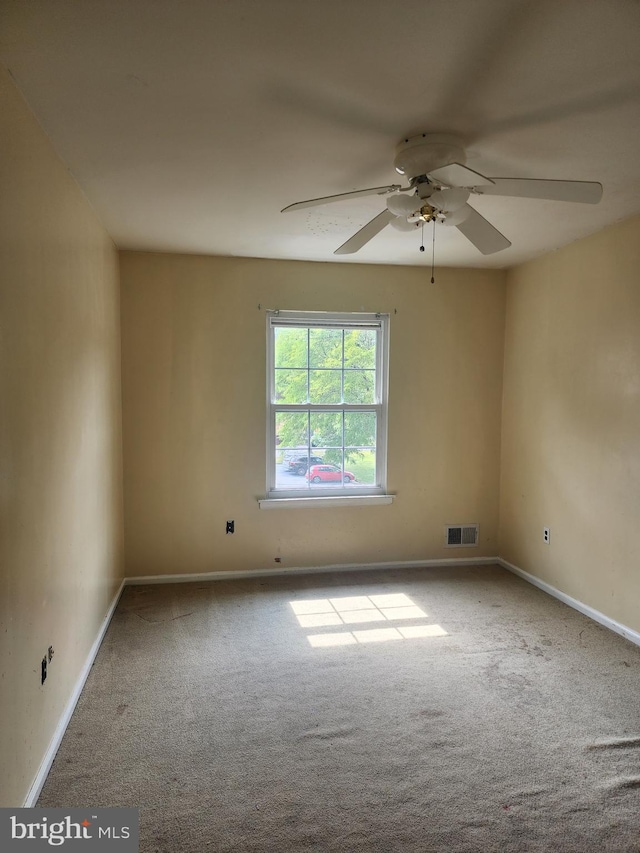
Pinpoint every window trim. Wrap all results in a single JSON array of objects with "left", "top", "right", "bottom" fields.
[
  {"left": 258, "top": 495, "right": 395, "bottom": 510},
  {"left": 264, "top": 310, "right": 390, "bottom": 502}
]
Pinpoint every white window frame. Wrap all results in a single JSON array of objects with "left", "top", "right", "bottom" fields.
[{"left": 262, "top": 310, "right": 392, "bottom": 507}]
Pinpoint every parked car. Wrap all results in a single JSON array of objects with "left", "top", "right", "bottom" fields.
[
  {"left": 283, "top": 453, "right": 324, "bottom": 475},
  {"left": 306, "top": 464, "right": 355, "bottom": 483}
]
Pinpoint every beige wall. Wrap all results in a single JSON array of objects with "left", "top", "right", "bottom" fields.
[
  {"left": 0, "top": 66, "right": 124, "bottom": 806},
  {"left": 120, "top": 252, "right": 506, "bottom": 577},
  {"left": 500, "top": 215, "right": 640, "bottom": 633}
]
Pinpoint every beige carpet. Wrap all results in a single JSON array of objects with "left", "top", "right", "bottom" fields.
[{"left": 39, "top": 565, "right": 640, "bottom": 852}]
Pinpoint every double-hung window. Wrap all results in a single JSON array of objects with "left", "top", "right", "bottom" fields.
[{"left": 265, "top": 310, "right": 390, "bottom": 502}]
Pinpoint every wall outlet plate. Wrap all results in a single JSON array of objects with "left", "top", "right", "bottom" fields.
[{"left": 543, "top": 527, "right": 550, "bottom": 543}]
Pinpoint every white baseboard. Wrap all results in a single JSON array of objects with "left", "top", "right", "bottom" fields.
[
  {"left": 23, "top": 578, "right": 126, "bottom": 807},
  {"left": 498, "top": 558, "right": 640, "bottom": 648},
  {"left": 125, "top": 556, "right": 500, "bottom": 585}
]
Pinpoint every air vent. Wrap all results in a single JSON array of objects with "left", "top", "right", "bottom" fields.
[{"left": 445, "top": 524, "right": 478, "bottom": 547}]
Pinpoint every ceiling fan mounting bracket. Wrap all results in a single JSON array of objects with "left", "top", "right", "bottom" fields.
[{"left": 394, "top": 133, "right": 466, "bottom": 180}]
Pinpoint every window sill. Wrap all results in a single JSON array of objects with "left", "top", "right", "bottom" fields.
[{"left": 258, "top": 494, "right": 395, "bottom": 510}]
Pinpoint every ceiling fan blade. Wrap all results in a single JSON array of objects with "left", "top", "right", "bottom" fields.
[
  {"left": 334, "top": 209, "right": 394, "bottom": 255},
  {"left": 455, "top": 205, "right": 511, "bottom": 255},
  {"left": 428, "top": 163, "right": 494, "bottom": 188},
  {"left": 282, "top": 185, "right": 401, "bottom": 213},
  {"left": 475, "top": 178, "right": 603, "bottom": 204}
]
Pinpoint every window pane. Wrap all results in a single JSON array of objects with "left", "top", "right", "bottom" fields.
[
  {"left": 276, "top": 464, "right": 311, "bottom": 490},
  {"left": 344, "top": 411, "right": 376, "bottom": 447},
  {"left": 275, "top": 327, "right": 307, "bottom": 368},
  {"left": 344, "top": 329, "right": 376, "bottom": 369},
  {"left": 307, "top": 460, "right": 353, "bottom": 487},
  {"left": 345, "top": 450, "right": 376, "bottom": 486},
  {"left": 275, "top": 368, "right": 308, "bottom": 403},
  {"left": 276, "top": 411, "right": 309, "bottom": 450},
  {"left": 309, "top": 328, "right": 342, "bottom": 369},
  {"left": 313, "top": 447, "right": 343, "bottom": 468},
  {"left": 344, "top": 370, "right": 375, "bottom": 403},
  {"left": 310, "top": 412, "right": 342, "bottom": 449},
  {"left": 309, "top": 369, "right": 341, "bottom": 404}
]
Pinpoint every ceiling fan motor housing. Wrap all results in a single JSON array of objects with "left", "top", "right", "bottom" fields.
[{"left": 394, "top": 133, "right": 466, "bottom": 180}]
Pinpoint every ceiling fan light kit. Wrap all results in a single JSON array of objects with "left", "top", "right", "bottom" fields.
[
  {"left": 282, "top": 132, "right": 603, "bottom": 257},
  {"left": 389, "top": 215, "right": 419, "bottom": 232},
  {"left": 430, "top": 187, "right": 471, "bottom": 212},
  {"left": 386, "top": 193, "right": 421, "bottom": 217},
  {"left": 441, "top": 206, "right": 473, "bottom": 227}
]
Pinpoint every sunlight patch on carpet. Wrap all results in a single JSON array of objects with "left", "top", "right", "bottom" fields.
[
  {"left": 291, "top": 593, "right": 448, "bottom": 647},
  {"left": 379, "top": 605, "right": 427, "bottom": 620},
  {"left": 329, "top": 596, "right": 374, "bottom": 612},
  {"left": 296, "top": 612, "right": 343, "bottom": 628},
  {"left": 307, "top": 632, "right": 358, "bottom": 648},
  {"left": 339, "top": 609, "right": 387, "bottom": 625}
]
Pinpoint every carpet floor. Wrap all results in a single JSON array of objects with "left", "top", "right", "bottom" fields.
[{"left": 39, "top": 565, "right": 640, "bottom": 852}]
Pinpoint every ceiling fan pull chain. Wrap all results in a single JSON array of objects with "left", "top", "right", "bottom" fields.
[{"left": 431, "top": 219, "right": 436, "bottom": 284}]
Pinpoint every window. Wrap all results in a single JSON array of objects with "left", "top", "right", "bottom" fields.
[{"left": 265, "top": 310, "right": 390, "bottom": 503}]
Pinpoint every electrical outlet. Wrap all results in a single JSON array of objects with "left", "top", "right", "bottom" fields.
[
  {"left": 226, "top": 520, "right": 234, "bottom": 534},
  {"left": 543, "top": 527, "right": 550, "bottom": 544}
]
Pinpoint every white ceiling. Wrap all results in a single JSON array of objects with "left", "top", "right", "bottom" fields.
[{"left": 2, "top": 0, "right": 640, "bottom": 268}]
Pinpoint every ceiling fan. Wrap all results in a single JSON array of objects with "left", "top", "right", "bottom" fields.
[{"left": 281, "top": 133, "right": 603, "bottom": 256}]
